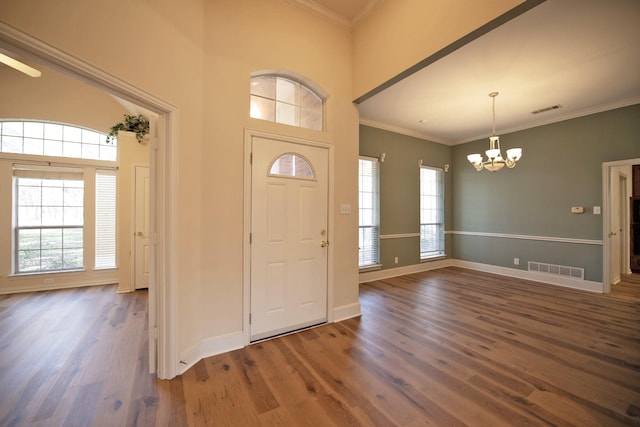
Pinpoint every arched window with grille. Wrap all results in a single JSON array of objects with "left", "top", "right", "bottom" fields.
[
  {"left": 250, "top": 73, "right": 324, "bottom": 131},
  {"left": 1, "top": 120, "right": 117, "bottom": 274}
]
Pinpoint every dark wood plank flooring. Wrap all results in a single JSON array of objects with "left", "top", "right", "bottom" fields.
[{"left": 1, "top": 268, "right": 639, "bottom": 426}]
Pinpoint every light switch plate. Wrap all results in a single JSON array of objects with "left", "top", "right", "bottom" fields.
[
  {"left": 593, "top": 206, "right": 601, "bottom": 215},
  {"left": 339, "top": 204, "right": 351, "bottom": 214}
]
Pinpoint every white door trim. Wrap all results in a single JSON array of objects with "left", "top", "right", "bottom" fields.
[
  {"left": 0, "top": 22, "right": 179, "bottom": 379},
  {"left": 243, "top": 129, "right": 335, "bottom": 345},
  {"left": 602, "top": 157, "right": 640, "bottom": 294}
]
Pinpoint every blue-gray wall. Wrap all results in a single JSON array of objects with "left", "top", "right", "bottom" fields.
[
  {"left": 359, "top": 125, "right": 452, "bottom": 268},
  {"left": 360, "top": 104, "right": 640, "bottom": 281}
]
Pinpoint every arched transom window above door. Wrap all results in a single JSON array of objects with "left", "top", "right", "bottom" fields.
[
  {"left": 269, "top": 152, "right": 315, "bottom": 180},
  {"left": 250, "top": 73, "right": 324, "bottom": 131}
]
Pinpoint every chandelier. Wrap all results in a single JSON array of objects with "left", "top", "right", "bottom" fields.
[{"left": 467, "top": 92, "right": 522, "bottom": 172}]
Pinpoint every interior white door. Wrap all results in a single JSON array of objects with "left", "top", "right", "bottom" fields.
[
  {"left": 250, "top": 136, "right": 329, "bottom": 341},
  {"left": 134, "top": 165, "right": 150, "bottom": 290}
]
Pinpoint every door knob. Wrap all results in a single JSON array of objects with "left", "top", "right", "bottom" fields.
[
  {"left": 136, "top": 231, "right": 144, "bottom": 237},
  {"left": 608, "top": 232, "right": 617, "bottom": 237},
  {"left": 321, "top": 241, "right": 329, "bottom": 247}
]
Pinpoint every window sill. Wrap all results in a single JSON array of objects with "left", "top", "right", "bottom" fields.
[
  {"left": 9, "top": 269, "right": 86, "bottom": 278},
  {"left": 359, "top": 264, "right": 383, "bottom": 273},
  {"left": 420, "top": 255, "right": 447, "bottom": 263}
]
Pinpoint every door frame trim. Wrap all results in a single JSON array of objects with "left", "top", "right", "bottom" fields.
[
  {"left": 602, "top": 157, "right": 640, "bottom": 293},
  {"left": 243, "top": 129, "right": 334, "bottom": 345}
]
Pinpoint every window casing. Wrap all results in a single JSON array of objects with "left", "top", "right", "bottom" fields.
[
  {"left": 13, "top": 167, "right": 85, "bottom": 273},
  {"left": 250, "top": 75, "right": 323, "bottom": 131},
  {"left": 3, "top": 120, "right": 117, "bottom": 275},
  {"left": 359, "top": 157, "right": 380, "bottom": 269},
  {"left": 420, "top": 166, "right": 445, "bottom": 259}
]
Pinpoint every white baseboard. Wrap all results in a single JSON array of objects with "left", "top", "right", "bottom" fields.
[
  {"left": 359, "top": 258, "right": 454, "bottom": 283},
  {"left": 178, "top": 331, "right": 245, "bottom": 375},
  {"left": 0, "top": 278, "right": 117, "bottom": 295},
  {"left": 333, "top": 302, "right": 362, "bottom": 322},
  {"left": 175, "top": 301, "right": 363, "bottom": 376},
  {"left": 452, "top": 260, "right": 604, "bottom": 293},
  {"left": 358, "top": 258, "right": 603, "bottom": 293}
]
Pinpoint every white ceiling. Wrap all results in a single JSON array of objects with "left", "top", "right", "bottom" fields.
[{"left": 314, "top": 0, "right": 640, "bottom": 145}]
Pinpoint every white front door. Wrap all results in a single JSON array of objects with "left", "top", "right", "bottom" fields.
[
  {"left": 134, "top": 165, "right": 150, "bottom": 290},
  {"left": 250, "top": 136, "right": 329, "bottom": 341}
]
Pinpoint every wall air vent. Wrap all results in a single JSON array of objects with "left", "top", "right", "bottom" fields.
[
  {"left": 531, "top": 105, "right": 562, "bottom": 114},
  {"left": 528, "top": 261, "right": 584, "bottom": 280}
]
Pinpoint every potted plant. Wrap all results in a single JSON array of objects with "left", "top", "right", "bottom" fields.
[{"left": 106, "top": 114, "right": 150, "bottom": 144}]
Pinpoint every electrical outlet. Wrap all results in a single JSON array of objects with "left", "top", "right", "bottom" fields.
[
  {"left": 514, "top": 258, "right": 520, "bottom": 266},
  {"left": 44, "top": 278, "right": 54, "bottom": 284},
  {"left": 394, "top": 256, "right": 399, "bottom": 264}
]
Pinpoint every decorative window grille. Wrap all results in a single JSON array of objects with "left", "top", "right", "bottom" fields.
[
  {"left": 13, "top": 165, "right": 84, "bottom": 273},
  {"left": 0, "top": 120, "right": 116, "bottom": 161},
  {"left": 269, "top": 153, "right": 315, "bottom": 179},
  {"left": 250, "top": 75, "right": 323, "bottom": 131},
  {"left": 3, "top": 120, "right": 117, "bottom": 275}
]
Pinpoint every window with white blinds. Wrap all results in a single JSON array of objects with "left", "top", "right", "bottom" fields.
[
  {"left": 95, "top": 171, "right": 116, "bottom": 269},
  {"left": 359, "top": 157, "right": 380, "bottom": 268},
  {"left": 420, "top": 166, "right": 445, "bottom": 259}
]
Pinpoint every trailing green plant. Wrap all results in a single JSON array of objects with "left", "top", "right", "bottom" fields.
[{"left": 106, "top": 114, "right": 150, "bottom": 144}]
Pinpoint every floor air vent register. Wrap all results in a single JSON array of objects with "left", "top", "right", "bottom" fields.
[{"left": 528, "top": 261, "right": 584, "bottom": 280}]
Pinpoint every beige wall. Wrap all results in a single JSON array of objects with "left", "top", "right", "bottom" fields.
[
  {"left": 199, "top": 0, "right": 360, "bottom": 342},
  {"left": 0, "top": 61, "right": 126, "bottom": 133},
  {"left": 0, "top": 0, "right": 359, "bottom": 366},
  {"left": 352, "top": 0, "right": 524, "bottom": 99}
]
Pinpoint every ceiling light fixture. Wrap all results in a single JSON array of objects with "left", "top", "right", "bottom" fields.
[
  {"left": 0, "top": 52, "right": 41, "bottom": 78},
  {"left": 467, "top": 92, "right": 522, "bottom": 172}
]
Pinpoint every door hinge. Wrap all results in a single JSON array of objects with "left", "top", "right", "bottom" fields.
[
  {"left": 154, "top": 326, "right": 158, "bottom": 340},
  {"left": 249, "top": 313, "right": 252, "bottom": 324},
  {"left": 250, "top": 152, "right": 253, "bottom": 164},
  {"left": 249, "top": 233, "right": 252, "bottom": 244}
]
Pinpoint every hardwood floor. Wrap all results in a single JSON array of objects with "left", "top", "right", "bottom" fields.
[
  {"left": 612, "top": 274, "right": 640, "bottom": 300},
  {"left": 1, "top": 268, "right": 639, "bottom": 426}
]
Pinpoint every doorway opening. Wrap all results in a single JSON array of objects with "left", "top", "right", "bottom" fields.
[
  {"left": 0, "top": 23, "right": 178, "bottom": 379},
  {"left": 603, "top": 158, "right": 640, "bottom": 294}
]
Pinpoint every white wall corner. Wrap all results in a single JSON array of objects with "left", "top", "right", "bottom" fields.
[
  {"left": 452, "top": 260, "right": 604, "bottom": 293},
  {"left": 333, "top": 302, "right": 362, "bottom": 322},
  {"left": 178, "top": 331, "right": 245, "bottom": 375}
]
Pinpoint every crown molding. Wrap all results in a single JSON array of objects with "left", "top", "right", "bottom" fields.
[
  {"left": 359, "top": 118, "right": 453, "bottom": 146},
  {"left": 283, "top": 0, "right": 384, "bottom": 29},
  {"left": 352, "top": 0, "right": 385, "bottom": 28},
  {"left": 456, "top": 97, "right": 640, "bottom": 145},
  {"left": 282, "top": 0, "right": 351, "bottom": 28}
]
